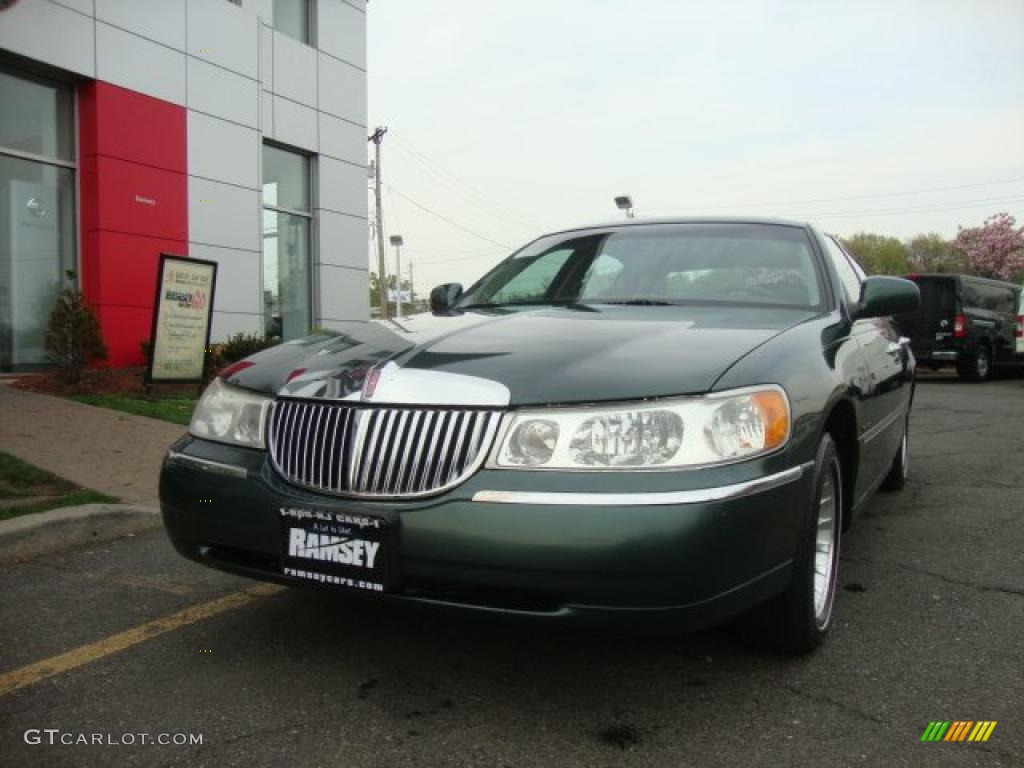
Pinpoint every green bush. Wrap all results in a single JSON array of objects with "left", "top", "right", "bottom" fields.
[
  {"left": 45, "top": 271, "right": 107, "bottom": 385},
  {"left": 219, "top": 332, "right": 279, "bottom": 363}
]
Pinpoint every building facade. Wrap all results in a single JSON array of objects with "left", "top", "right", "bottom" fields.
[{"left": 0, "top": 0, "right": 369, "bottom": 370}]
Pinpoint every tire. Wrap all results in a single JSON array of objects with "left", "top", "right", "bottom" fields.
[
  {"left": 957, "top": 343, "right": 992, "bottom": 382},
  {"left": 764, "top": 433, "right": 842, "bottom": 655},
  {"left": 881, "top": 416, "right": 908, "bottom": 491}
]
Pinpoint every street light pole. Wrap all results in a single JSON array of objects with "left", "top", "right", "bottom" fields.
[{"left": 389, "top": 235, "right": 404, "bottom": 321}]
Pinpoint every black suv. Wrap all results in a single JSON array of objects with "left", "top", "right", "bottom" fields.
[{"left": 898, "top": 274, "right": 1022, "bottom": 381}]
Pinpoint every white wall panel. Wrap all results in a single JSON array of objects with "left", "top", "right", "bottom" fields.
[
  {"left": 0, "top": 0, "right": 95, "bottom": 78},
  {"left": 272, "top": 96, "right": 317, "bottom": 152},
  {"left": 317, "top": 52, "right": 366, "bottom": 125},
  {"left": 319, "top": 156, "right": 367, "bottom": 218},
  {"left": 189, "top": 244, "right": 262, "bottom": 314},
  {"left": 188, "top": 112, "right": 259, "bottom": 189},
  {"left": 211, "top": 311, "right": 263, "bottom": 342},
  {"left": 243, "top": 0, "right": 273, "bottom": 25},
  {"left": 187, "top": 0, "right": 259, "bottom": 80},
  {"left": 187, "top": 57, "right": 259, "bottom": 128},
  {"left": 189, "top": 177, "right": 260, "bottom": 251},
  {"left": 96, "top": 0, "right": 186, "bottom": 51},
  {"left": 272, "top": 30, "right": 317, "bottom": 106},
  {"left": 260, "top": 90, "right": 274, "bottom": 135},
  {"left": 317, "top": 0, "right": 366, "bottom": 70},
  {"left": 260, "top": 23, "right": 274, "bottom": 91},
  {"left": 52, "top": 0, "right": 94, "bottom": 14},
  {"left": 318, "top": 265, "right": 369, "bottom": 321},
  {"left": 96, "top": 22, "right": 186, "bottom": 105},
  {"left": 318, "top": 210, "right": 367, "bottom": 271},
  {"left": 318, "top": 112, "right": 366, "bottom": 166}
]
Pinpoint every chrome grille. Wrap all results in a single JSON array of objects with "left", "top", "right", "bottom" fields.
[{"left": 268, "top": 400, "right": 503, "bottom": 498}]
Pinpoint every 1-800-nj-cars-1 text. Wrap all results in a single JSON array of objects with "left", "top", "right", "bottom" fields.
[{"left": 160, "top": 218, "right": 919, "bottom": 654}]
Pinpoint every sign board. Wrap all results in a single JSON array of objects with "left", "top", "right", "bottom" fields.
[{"left": 147, "top": 253, "right": 218, "bottom": 383}]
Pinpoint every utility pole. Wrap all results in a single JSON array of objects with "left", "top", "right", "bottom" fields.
[
  {"left": 408, "top": 261, "right": 414, "bottom": 307},
  {"left": 369, "top": 126, "right": 389, "bottom": 320}
]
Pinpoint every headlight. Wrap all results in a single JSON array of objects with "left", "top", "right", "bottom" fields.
[
  {"left": 493, "top": 386, "right": 790, "bottom": 470},
  {"left": 189, "top": 378, "right": 271, "bottom": 449}
]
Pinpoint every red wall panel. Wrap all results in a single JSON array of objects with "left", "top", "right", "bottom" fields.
[
  {"left": 90, "top": 232, "right": 187, "bottom": 308},
  {"left": 79, "top": 82, "right": 186, "bottom": 173},
  {"left": 79, "top": 82, "right": 188, "bottom": 366},
  {"left": 90, "top": 156, "right": 187, "bottom": 241}
]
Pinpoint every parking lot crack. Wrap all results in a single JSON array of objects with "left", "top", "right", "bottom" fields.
[
  {"left": 782, "top": 683, "right": 885, "bottom": 725},
  {"left": 849, "top": 556, "right": 1024, "bottom": 597}
]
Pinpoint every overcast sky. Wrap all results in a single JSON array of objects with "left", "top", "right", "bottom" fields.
[{"left": 367, "top": 0, "right": 1024, "bottom": 293}]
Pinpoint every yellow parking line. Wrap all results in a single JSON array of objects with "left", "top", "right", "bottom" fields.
[{"left": 0, "top": 583, "right": 283, "bottom": 698}]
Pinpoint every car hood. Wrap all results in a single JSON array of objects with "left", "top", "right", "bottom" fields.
[{"left": 225, "top": 305, "right": 817, "bottom": 406}]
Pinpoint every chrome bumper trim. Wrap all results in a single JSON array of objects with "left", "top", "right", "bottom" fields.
[
  {"left": 166, "top": 451, "right": 248, "bottom": 479},
  {"left": 472, "top": 462, "right": 813, "bottom": 506}
]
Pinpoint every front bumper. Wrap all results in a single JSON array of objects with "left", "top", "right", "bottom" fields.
[{"left": 159, "top": 436, "right": 813, "bottom": 631}]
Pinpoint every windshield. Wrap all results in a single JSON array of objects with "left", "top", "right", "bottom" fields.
[{"left": 457, "top": 223, "right": 825, "bottom": 310}]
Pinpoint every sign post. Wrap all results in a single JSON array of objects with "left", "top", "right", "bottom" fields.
[{"left": 146, "top": 253, "right": 218, "bottom": 387}]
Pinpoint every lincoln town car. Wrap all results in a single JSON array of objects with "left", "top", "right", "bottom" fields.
[{"left": 160, "top": 219, "right": 920, "bottom": 653}]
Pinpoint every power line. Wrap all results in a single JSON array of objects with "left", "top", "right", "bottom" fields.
[
  {"left": 388, "top": 141, "right": 538, "bottom": 234},
  {"left": 385, "top": 184, "right": 513, "bottom": 250},
  {"left": 810, "top": 194, "right": 1024, "bottom": 219},
  {"left": 644, "top": 175, "right": 1024, "bottom": 213},
  {"left": 388, "top": 130, "right": 545, "bottom": 230}
]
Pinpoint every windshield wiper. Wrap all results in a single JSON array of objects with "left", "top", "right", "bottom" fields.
[
  {"left": 589, "top": 298, "right": 677, "bottom": 306},
  {"left": 459, "top": 299, "right": 580, "bottom": 310}
]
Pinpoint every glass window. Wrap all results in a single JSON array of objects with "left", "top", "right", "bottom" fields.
[
  {"left": 0, "top": 68, "right": 75, "bottom": 370},
  {"left": 263, "top": 144, "right": 310, "bottom": 212},
  {"left": 0, "top": 69, "right": 74, "bottom": 162},
  {"left": 486, "top": 248, "right": 573, "bottom": 304},
  {"left": 273, "top": 0, "right": 310, "bottom": 44},
  {"left": 459, "top": 224, "right": 825, "bottom": 310},
  {"left": 262, "top": 144, "right": 311, "bottom": 340},
  {"left": 824, "top": 236, "right": 862, "bottom": 304}
]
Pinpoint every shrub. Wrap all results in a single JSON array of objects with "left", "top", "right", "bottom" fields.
[
  {"left": 219, "top": 332, "right": 279, "bottom": 363},
  {"left": 45, "top": 271, "right": 107, "bottom": 385}
]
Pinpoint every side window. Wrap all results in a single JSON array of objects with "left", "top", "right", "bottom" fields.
[
  {"left": 996, "top": 287, "right": 1016, "bottom": 314},
  {"left": 489, "top": 248, "right": 573, "bottom": 304},
  {"left": 823, "top": 236, "right": 863, "bottom": 304}
]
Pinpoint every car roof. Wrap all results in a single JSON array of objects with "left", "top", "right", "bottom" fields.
[{"left": 542, "top": 216, "right": 814, "bottom": 238}]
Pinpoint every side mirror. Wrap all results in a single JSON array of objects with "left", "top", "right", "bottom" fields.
[
  {"left": 430, "top": 283, "right": 463, "bottom": 315},
  {"left": 855, "top": 276, "right": 920, "bottom": 319}
]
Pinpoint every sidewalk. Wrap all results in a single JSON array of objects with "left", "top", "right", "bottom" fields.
[{"left": 0, "top": 383, "right": 185, "bottom": 504}]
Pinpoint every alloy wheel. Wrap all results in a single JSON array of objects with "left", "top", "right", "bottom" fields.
[{"left": 813, "top": 463, "right": 840, "bottom": 629}]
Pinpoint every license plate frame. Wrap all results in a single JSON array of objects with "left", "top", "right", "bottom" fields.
[{"left": 279, "top": 507, "right": 395, "bottom": 593}]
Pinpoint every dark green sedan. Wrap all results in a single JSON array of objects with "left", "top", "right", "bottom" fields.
[{"left": 160, "top": 219, "right": 919, "bottom": 654}]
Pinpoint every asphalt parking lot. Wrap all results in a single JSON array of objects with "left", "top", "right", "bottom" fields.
[{"left": 1, "top": 375, "right": 1021, "bottom": 768}]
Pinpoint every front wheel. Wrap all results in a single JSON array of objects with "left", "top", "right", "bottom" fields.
[
  {"left": 958, "top": 344, "right": 992, "bottom": 382},
  {"left": 764, "top": 433, "right": 842, "bottom": 654}
]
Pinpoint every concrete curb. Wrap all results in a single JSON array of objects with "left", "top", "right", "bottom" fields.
[{"left": 0, "top": 503, "right": 162, "bottom": 565}]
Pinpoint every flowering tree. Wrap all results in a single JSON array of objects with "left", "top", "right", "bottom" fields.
[{"left": 953, "top": 213, "right": 1024, "bottom": 282}]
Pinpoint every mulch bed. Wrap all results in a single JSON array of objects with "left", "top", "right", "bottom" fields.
[{"left": 11, "top": 367, "right": 200, "bottom": 398}]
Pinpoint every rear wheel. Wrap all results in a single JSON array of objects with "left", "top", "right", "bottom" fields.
[
  {"left": 764, "top": 433, "right": 841, "bottom": 654},
  {"left": 881, "top": 416, "right": 908, "bottom": 491},
  {"left": 958, "top": 343, "right": 992, "bottom": 382}
]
